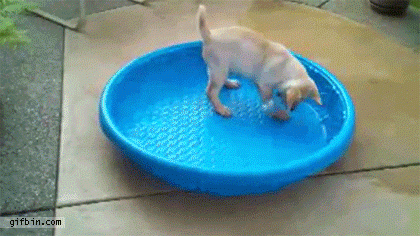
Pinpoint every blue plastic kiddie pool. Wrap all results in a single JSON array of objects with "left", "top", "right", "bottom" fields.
[{"left": 99, "top": 41, "right": 355, "bottom": 196}]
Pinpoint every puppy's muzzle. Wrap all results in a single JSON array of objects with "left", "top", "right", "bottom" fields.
[
  {"left": 290, "top": 101, "right": 299, "bottom": 111},
  {"left": 277, "top": 92, "right": 297, "bottom": 111}
]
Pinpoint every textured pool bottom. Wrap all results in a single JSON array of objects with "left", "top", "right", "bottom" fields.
[{"left": 126, "top": 78, "right": 329, "bottom": 173}]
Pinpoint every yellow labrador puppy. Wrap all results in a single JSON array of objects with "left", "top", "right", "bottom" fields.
[{"left": 197, "top": 5, "right": 322, "bottom": 120}]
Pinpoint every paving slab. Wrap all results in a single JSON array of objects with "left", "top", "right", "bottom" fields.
[
  {"left": 322, "top": 0, "right": 420, "bottom": 51},
  {"left": 58, "top": 0, "right": 419, "bottom": 206},
  {"left": 28, "top": 0, "right": 136, "bottom": 20},
  {"left": 55, "top": 166, "right": 420, "bottom": 235},
  {"left": 0, "top": 14, "right": 63, "bottom": 213},
  {"left": 287, "top": 0, "right": 328, "bottom": 7}
]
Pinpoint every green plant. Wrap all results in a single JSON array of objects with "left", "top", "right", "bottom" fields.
[
  {"left": 411, "top": 0, "right": 420, "bottom": 9},
  {"left": 0, "top": 0, "right": 37, "bottom": 49}
]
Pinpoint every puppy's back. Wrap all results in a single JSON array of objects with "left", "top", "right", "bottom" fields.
[{"left": 212, "top": 26, "right": 268, "bottom": 46}]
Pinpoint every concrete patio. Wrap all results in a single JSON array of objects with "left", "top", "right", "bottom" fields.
[{"left": 1, "top": 0, "right": 419, "bottom": 235}]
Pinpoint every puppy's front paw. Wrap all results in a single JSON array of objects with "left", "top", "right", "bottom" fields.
[
  {"left": 216, "top": 106, "right": 232, "bottom": 117},
  {"left": 271, "top": 110, "right": 290, "bottom": 121},
  {"left": 224, "top": 79, "right": 241, "bottom": 89}
]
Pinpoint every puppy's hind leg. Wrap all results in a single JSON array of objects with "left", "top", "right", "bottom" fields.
[{"left": 206, "top": 69, "right": 231, "bottom": 117}]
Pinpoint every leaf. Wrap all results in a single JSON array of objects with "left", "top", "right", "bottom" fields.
[
  {"left": 19, "top": 2, "right": 38, "bottom": 11},
  {"left": 0, "top": 0, "right": 37, "bottom": 49},
  {"left": 15, "top": 29, "right": 29, "bottom": 41},
  {"left": 2, "top": 4, "right": 25, "bottom": 14},
  {"left": 1, "top": 1, "right": 37, "bottom": 15},
  {"left": 0, "top": 29, "right": 30, "bottom": 48},
  {"left": 0, "top": 16, "right": 15, "bottom": 33}
]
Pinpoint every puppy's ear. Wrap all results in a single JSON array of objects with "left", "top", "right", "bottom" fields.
[{"left": 286, "top": 88, "right": 301, "bottom": 111}]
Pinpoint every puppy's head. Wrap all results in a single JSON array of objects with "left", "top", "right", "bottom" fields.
[{"left": 285, "top": 81, "right": 322, "bottom": 111}]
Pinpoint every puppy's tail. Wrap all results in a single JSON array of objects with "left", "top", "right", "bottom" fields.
[{"left": 197, "top": 5, "right": 212, "bottom": 44}]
